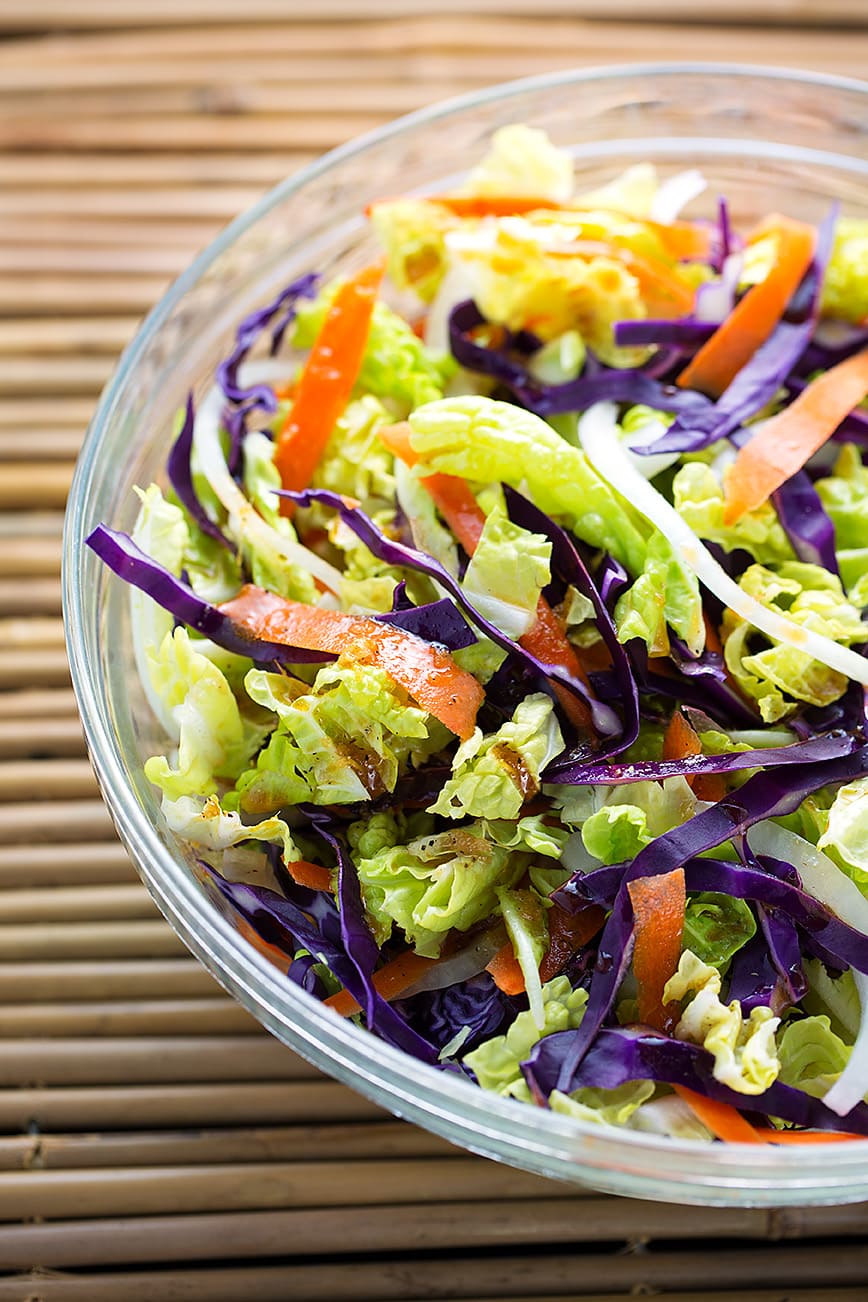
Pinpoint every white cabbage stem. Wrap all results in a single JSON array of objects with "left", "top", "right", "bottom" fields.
[{"left": 578, "top": 402, "right": 868, "bottom": 688}]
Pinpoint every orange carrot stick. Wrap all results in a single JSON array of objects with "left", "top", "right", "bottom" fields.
[
  {"left": 274, "top": 259, "right": 385, "bottom": 501},
  {"left": 673, "top": 1085, "right": 774, "bottom": 1144},
  {"left": 662, "top": 709, "right": 726, "bottom": 803},
  {"left": 285, "top": 860, "right": 333, "bottom": 892},
  {"left": 325, "top": 951, "right": 439, "bottom": 1018},
  {"left": 486, "top": 941, "right": 527, "bottom": 996},
  {"left": 677, "top": 216, "right": 815, "bottom": 398},
  {"left": 764, "top": 1130, "right": 866, "bottom": 1144},
  {"left": 723, "top": 345, "right": 868, "bottom": 523},
  {"left": 218, "top": 584, "right": 483, "bottom": 740},
  {"left": 628, "top": 866, "right": 686, "bottom": 1032}
]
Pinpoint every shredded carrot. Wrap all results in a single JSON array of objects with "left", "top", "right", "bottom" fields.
[
  {"left": 379, "top": 423, "right": 596, "bottom": 733},
  {"left": 520, "top": 596, "right": 594, "bottom": 733},
  {"left": 429, "top": 194, "right": 566, "bottom": 219},
  {"left": 673, "top": 1085, "right": 774, "bottom": 1144},
  {"left": 486, "top": 941, "right": 527, "bottom": 996},
  {"left": 646, "top": 219, "right": 713, "bottom": 261},
  {"left": 662, "top": 708, "right": 726, "bottom": 803},
  {"left": 285, "top": 859, "right": 333, "bottom": 892},
  {"left": 723, "top": 344, "right": 868, "bottom": 523},
  {"left": 539, "top": 902, "right": 606, "bottom": 983},
  {"left": 764, "top": 1130, "right": 866, "bottom": 1144},
  {"left": 677, "top": 216, "right": 815, "bottom": 398},
  {"left": 218, "top": 584, "right": 483, "bottom": 741},
  {"left": 274, "top": 259, "right": 385, "bottom": 504},
  {"left": 325, "top": 951, "right": 439, "bottom": 1018},
  {"left": 628, "top": 866, "right": 686, "bottom": 1032}
]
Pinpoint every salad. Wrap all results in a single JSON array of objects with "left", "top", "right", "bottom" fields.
[{"left": 88, "top": 125, "right": 868, "bottom": 1144}]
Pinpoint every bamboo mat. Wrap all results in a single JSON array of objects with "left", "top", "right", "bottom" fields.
[{"left": 2, "top": 6, "right": 868, "bottom": 1299}]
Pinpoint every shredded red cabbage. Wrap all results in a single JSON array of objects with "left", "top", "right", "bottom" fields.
[
  {"left": 545, "top": 729, "right": 855, "bottom": 785},
  {"left": 166, "top": 392, "right": 234, "bottom": 551},
  {"left": 523, "top": 1025, "right": 868, "bottom": 1134},
  {"left": 280, "top": 485, "right": 621, "bottom": 738},
  {"left": 216, "top": 271, "right": 320, "bottom": 471}
]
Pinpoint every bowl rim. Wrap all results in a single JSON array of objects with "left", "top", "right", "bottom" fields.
[{"left": 64, "top": 60, "right": 868, "bottom": 1204}]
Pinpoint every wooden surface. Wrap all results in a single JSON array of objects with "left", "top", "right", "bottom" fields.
[{"left": 2, "top": 5, "right": 868, "bottom": 1298}]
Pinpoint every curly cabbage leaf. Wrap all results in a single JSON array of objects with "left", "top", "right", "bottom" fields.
[
  {"left": 461, "top": 503, "right": 552, "bottom": 639},
  {"left": 778, "top": 1015, "right": 852, "bottom": 1100},
  {"left": 144, "top": 628, "right": 267, "bottom": 800},
  {"left": 682, "top": 892, "right": 757, "bottom": 971},
  {"left": 722, "top": 562, "right": 866, "bottom": 722},
  {"left": 664, "top": 950, "right": 780, "bottom": 1095},
  {"left": 462, "top": 124, "right": 574, "bottom": 202},
  {"left": 818, "top": 777, "right": 868, "bottom": 896},
  {"left": 354, "top": 822, "right": 528, "bottom": 958},
  {"left": 463, "top": 975, "right": 588, "bottom": 1095},
  {"left": 821, "top": 218, "right": 868, "bottom": 323},
  {"left": 161, "top": 791, "right": 301, "bottom": 863},
  {"left": 428, "top": 693, "right": 563, "bottom": 822},
  {"left": 673, "top": 461, "right": 795, "bottom": 564},
  {"left": 232, "top": 660, "right": 434, "bottom": 815}
]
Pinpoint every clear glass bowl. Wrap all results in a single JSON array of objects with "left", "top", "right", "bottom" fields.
[{"left": 64, "top": 63, "right": 868, "bottom": 1206}]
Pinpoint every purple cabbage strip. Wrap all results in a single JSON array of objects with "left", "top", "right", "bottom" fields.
[
  {"left": 549, "top": 747, "right": 868, "bottom": 1089},
  {"left": 216, "top": 271, "right": 320, "bottom": 472},
  {"left": 545, "top": 729, "right": 855, "bottom": 785},
  {"left": 727, "top": 926, "right": 790, "bottom": 1014},
  {"left": 771, "top": 469, "right": 839, "bottom": 574},
  {"left": 279, "top": 485, "right": 620, "bottom": 737},
  {"left": 565, "top": 853, "right": 868, "bottom": 977},
  {"left": 88, "top": 523, "right": 476, "bottom": 656},
  {"left": 166, "top": 392, "right": 234, "bottom": 551},
  {"left": 86, "top": 524, "right": 330, "bottom": 663},
  {"left": 503, "top": 485, "right": 639, "bottom": 762},
  {"left": 646, "top": 204, "right": 838, "bottom": 456},
  {"left": 376, "top": 596, "right": 476, "bottom": 650},
  {"left": 448, "top": 300, "right": 714, "bottom": 420},
  {"left": 397, "top": 972, "right": 515, "bottom": 1056},
  {"left": 614, "top": 319, "right": 715, "bottom": 349},
  {"left": 716, "top": 196, "right": 734, "bottom": 271},
  {"left": 625, "top": 639, "right": 760, "bottom": 730},
  {"left": 756, "top": 903, "right": 807, "bottom": 1009},
  {"left": 200, "top": 861, "right": 439, "bottom": 1063},
  {"left": 523, "top": 1025, "right": 868, "bottom": 1134}
]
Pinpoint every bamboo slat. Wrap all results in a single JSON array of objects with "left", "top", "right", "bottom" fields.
[
  {"left": 0, "top": 537, "right": 63, "bottom": 576},
  {"left": 0, "top": 688, "right": 77, "bottom": 718},
  {"left": 0, "top": 843, "right": 133, "bottom": 890},
  {"left": 0, "top": 398, "right": 98, "bottom": 427},
  {"left": 0, "top": 760, "right": 99, "bottom": 802},
  {"left": 0, "top": 579, "right": 62, "bottom": 616},
  {"left": 0, "top": 959, "right": 215, "bottom": 1001},
  {"left": 0, "top": 997, "right": 257, "bottom": 1037},
  {"left": 1, "top": 0, "right": 866, "bottom": 29},
  {"left": 0, "top": 467, "right": 74, "bottom": 510},
  {"left": 0, "top": 1287, "right": 865, "bottom": 1302},
  {"left": 0, "top": 796, "right": 117, "bottom": 848},
  {"left": 0, "top": 652, "right": 72, "bottom": 690},
  {"left": 0, "top": 883, "right": 156, "bottom": 923},
  {"left": 0, "top": 432, "right": 86, "bottom": 461},
  {"left": 0, "top": 1160, "right": 573, "bottom": 1221},
  {"left": 0, "top": 618, "right": 66, "bottom": 646},
  {"left": 2, "top": 1216, "right": 868, "bottom": 1276},
  {"left": 0, "top": 1036, "right": 316, "bottom": 1086},
  {"left": 0, "top": 1120, "right": 454, "bottom": 1169},
  {"left": 0, "top": 918, "right": 184, "bottom": 959},
  {"left": 0, "top": 719, "right": 85, "bottom": 760},
  {"left": 0, "top": 1081, "right": 385, "bottom": 1130}
]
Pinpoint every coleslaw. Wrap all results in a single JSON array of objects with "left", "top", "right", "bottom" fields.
[{"left": 88, "top": 125, "right": 868, "bottom": 1143}]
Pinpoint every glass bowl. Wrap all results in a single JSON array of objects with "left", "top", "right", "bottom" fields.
[{"left": 64, "top": 63, "right": 868, "bottom": 1206}]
